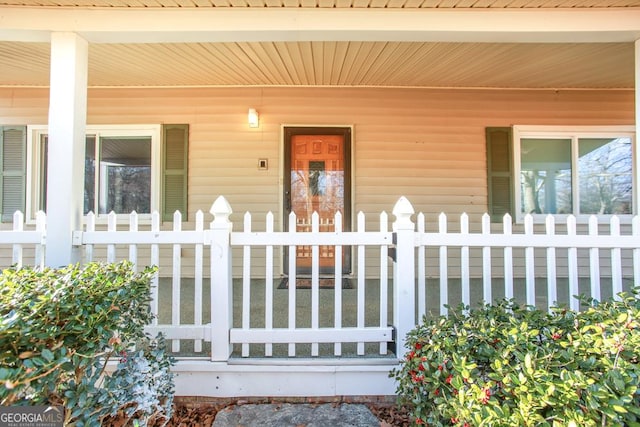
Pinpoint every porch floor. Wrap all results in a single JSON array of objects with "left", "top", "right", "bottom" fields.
[{"left": 156, "top": 276, "right": 634, "bottom": 358}]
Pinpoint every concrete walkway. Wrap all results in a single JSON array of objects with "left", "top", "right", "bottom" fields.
[{"left": 212, "top": 403, "right": 380, "bottom": 427}]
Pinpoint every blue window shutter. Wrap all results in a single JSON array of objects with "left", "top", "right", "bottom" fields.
[
  {"left": 0, "top": 126, "right": 27, "bottom": 223},
  {"left": 162, "top": 124, "right": 188, "bottom": 221},
  {"left": 486, "top": 127, "right": 513, "bottom": 223}
]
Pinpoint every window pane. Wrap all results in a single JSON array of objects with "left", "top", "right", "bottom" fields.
[
  {"left": 520, "top": 138, "right": 572, "bottom": 214},
  {"left": 578, "top": 137, "right": 632, "bottom": 215},
  {"left": 39, "top": 135, "right": 98, "bottom": 214},
  {"left": 84, "top": 136, "right": 96, "bottom": 214},
  {"left": 98, "top": 136, "right": 151, "bottom": 214}
]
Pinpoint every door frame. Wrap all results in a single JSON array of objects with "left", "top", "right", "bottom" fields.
[{"left": 279, "top": 125, "right": 354, "bottom": 277}]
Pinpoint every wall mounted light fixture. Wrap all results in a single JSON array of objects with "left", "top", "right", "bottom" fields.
[{"left": 248, "top": 108, "right": 259, "bottom": 128}]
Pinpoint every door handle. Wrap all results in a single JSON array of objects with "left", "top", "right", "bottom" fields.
[{"left": 285, "top": 191, "right": 291, "bottom": 212}]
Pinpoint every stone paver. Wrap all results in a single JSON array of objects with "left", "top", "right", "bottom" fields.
[{"left": 212, "top": 403, "right": 380, "bottom": 427}]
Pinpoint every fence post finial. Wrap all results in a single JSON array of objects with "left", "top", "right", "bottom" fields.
[
  {"left": 210, "top": 196, "right": 233, "bottom": 226},
  {"left": 392, "top": 196, "right": 415, "bottom": 230}
]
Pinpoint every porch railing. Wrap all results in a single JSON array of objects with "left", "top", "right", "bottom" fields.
[
  {"left": 1, "top": 196, "right": 639, "bottom": 362},
  {"left": 0, "top": 211, "right": 46, "bottom": 269},
  {"left": 416, "top": 212, "right": 640, "bottom": 316},
  {"left": 230, "top": 207, "right": 394, "bottom": 359}
]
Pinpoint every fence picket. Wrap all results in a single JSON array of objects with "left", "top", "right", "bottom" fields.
[
  {"left": 129, "top": 211, "right": 138, "bottom": 271},
  {"left": 524, "top": 214, "right": 535, "bottom": 307},
  {"left": 150, "top": 211, "right": 160, "bottom": 326},
  {"left": 610, "top": 216, "right": 622, "bottom": 299},
  {"left": 35, "top": 211, "right": 46, "bottom": 269},
  {"left": 379, "top": 211, "right": 389, "bottom": 355},
  {"left": 12, "top": 211, "right": 23, "bottom": 268},
  {"left": 567, "top": 215, "right": 579, "bottom": 311},
  {"left": 334, "top": 211, "right": 343, "bottom": 357},
  {"left": 311, "top": 212, "right": 320, "bottom": 357},
  {"left": 85, "top": 212, "right": 95, "bottom": 262},
  {"left": 634, "top": 216, "right": 640, "bottom": 291},
  {"left": 357, "top": 212, "right": 366, "bottom": 356},
  {"left": 503, "top": 215, "right": 514, "bottom": 301},
  {"left": 288, "top": 211, "right": 297, "bottom": 357},
  {"left": 460, "top": 213, "right": 470, "bottom": 309},
  {"left": 588, "top": 216, "right": 601, "bottom": 302},
  {"left": 172, "top": 211, "right": 182, "bottom": 353},
  {"left": 194, "top": 210, "right": 204, "bottom": 353},
  {"left": 439, "top": 213, "right": 448, "bottom": 316},
  {"left": 107, "top": 212, "right": 117, "bottom": 263},
  {"left": 242, "top": 212, "right": 251, "bottom": 357},
  {"left": 481, "top": 214, "right": 491, "bottom": 305},
  {"left": 417, "top": 213, "right": 426, "bottom": 318},
  {"left": 546, "top": 215, "right": 557, "bottom": 311},
  {"left": 265, "top": 212, "right": 274, "bottom": 357}
]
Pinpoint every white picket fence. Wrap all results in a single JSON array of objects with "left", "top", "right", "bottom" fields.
[
  {"left": 231, "top": 208, "right": 394, "bottom": 359},
  {"left": 416, "top": 212, "right": 640, "bottom": 316},
  {"left": 1, "top": 211, "right": 46, "bottom": 269},
  {"left": 1, "top": 196, "right": 640, "bottom": 364}
]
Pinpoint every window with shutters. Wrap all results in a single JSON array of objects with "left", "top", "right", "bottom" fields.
[
  {"left": 23, "top": 124, "right": 188, "bottom": 222},
  {"left": 512, "top": 126, "right": 636, "bottom": 223}
]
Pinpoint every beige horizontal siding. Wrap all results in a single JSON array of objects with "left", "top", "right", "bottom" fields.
[{"left": 0, "top": 86, "right": 635, "bottom": 279}]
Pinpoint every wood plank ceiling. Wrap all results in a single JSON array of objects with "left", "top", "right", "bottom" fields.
[
  {"left": 0, "top": 0, "right": 637, "bottom": 88},
  {"left": 1, "top": 0, "right": 639, "bottom": 7}
]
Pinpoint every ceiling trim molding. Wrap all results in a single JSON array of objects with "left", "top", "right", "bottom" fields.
[{"left": 1, "top": 8, "right": 640, "bottom": 44}]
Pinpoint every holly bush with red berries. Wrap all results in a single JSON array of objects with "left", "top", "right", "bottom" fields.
[{"left": 391, "top": 289, "right": 640, "bottom": 426}]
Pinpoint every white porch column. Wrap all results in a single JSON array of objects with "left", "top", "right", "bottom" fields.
[{"left": 45, "top": 32, "right": 88, "bottom": 267}]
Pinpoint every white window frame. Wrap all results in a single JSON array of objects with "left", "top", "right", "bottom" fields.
[
  {"left": 513, "top": 125, "right": 637, "bottom": 224},
  {"left": 26, "top": 124, "right": 161, "bottom": 223}
]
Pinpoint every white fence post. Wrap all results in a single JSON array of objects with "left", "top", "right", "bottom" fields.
[
  {"left": 210, "top": 196, "right": 233, "bottom": 362},
  {"left": 392, "top": 196, "right": 415, "bottom": 357}
]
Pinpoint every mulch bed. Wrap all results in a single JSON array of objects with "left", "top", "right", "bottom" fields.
[{"left": 103, "top": 399, "right": 413, "bottom": 426}]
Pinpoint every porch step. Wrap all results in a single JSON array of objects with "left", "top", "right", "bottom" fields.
[{"left": 212, "top": 403, "right": 379, "bottom": 427}]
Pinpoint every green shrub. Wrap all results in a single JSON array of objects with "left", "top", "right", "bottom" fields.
[
  {"left": 391, "top": 290, "right": 640, "bottom": 426},
  {"left": 0, "top": 261, "right": 174, "bottom": 426},
  {"left": 101, "top": 334, "right": 175, "bottom": 426}
]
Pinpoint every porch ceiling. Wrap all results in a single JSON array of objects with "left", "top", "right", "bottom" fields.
[
  {"left": 0, "top": 40, "right": 634, "bottom": 89},
  {"left": 1, "top": 0, "right": 638, "bottom": 8},
  {"left": 0, "top": 2, "right": 638, "bottom": 89}
]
